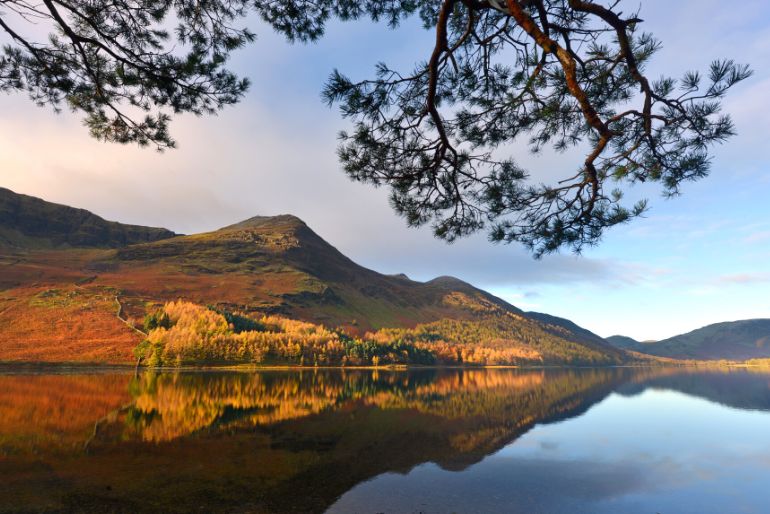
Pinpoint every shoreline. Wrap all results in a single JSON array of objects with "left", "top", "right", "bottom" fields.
[{"left": 0, "top": 361, "right": 767, "bottom": 373}]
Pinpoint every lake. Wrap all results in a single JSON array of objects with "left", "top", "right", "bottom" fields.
[{"left": 1, "top": 367, "right": 769, "bottom": 513}]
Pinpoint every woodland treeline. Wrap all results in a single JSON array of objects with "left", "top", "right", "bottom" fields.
[{"left": 135, "top": 301, "right": 620, "bottom": 367}]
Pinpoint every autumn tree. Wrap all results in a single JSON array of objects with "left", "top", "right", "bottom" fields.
[{"left": 0, "top": 1, "right": 750, "bottom": 254}]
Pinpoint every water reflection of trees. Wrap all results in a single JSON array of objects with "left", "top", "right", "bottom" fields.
[
  {"left": 0, "top": 373, "right": 131, "bottom": 455},
  {"left": 120, "top": 369, "right": 627, "bottom": 444},
  {"left": 3, "top": 367, "right": 770, "bottom": 456},
  {"left": 2, "top": 367, "right": 770, "bottom": 512}
]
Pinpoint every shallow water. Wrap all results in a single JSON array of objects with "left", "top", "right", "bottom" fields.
[{"left": 0, "top": 367, "right": 769, "bottom": 513}]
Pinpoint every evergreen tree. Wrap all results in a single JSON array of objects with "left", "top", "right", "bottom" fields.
[{"left": 0, "top": 1, "right": 750, "bottom": 253}]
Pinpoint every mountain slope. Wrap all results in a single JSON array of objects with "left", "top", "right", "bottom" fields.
[
  {"left": 650, "top": 320, "right": 770, "bottom": 360},
  {"left": 606, "top": 320, "right": 770, "bottom": 360},
  {"left": 0, "top": 187, "right": 176, "bottom": 248},
  {"left": 0, "top": 190, "right": 625, "bottom": 365},
  {"left": 105, "top": 214, "right": 530, "bottom": 331},
  {"left": 605, "top": 335, "right": 644, "bottom": 351},
  {"left": 527, "top": 311, "right": 607, "bottom": 346}
]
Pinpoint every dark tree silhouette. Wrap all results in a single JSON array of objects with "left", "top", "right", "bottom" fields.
[
  {"left": 0, "top": 1, "right": 751, "bottom": 254},
  {"left": 0, "top": 0, "right": 255, "bottom": 147}
]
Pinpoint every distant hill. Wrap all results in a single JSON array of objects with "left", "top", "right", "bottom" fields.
[
  {"left": 606, "top": 320, "right": 770, "bottom": 360},
  {"left": 0, "top": 190, "right": 625, "bottom": 365},
  {"left": 0, "top": 187, "right": 176, "bottom": 248},
  {"left": 605, "top": 335, "right": 644, "bottom": 351}
]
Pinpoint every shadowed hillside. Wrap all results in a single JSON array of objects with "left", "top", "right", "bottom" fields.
[
  {"left": 0, "top": 187, "right": 176, "bottom": 248},
  {"left": 526, "top": 311, "right": 608, "bottom": 347},
  {"left": 606, "top": 320, "right": 770, "bottom": 360},
  {"left": 606, "top": 335, "right": 644, "bottom": 352}
]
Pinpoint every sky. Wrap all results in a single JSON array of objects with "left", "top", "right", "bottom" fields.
[{"left": 1, "top": 0, "right": 769, "bottom": 341}]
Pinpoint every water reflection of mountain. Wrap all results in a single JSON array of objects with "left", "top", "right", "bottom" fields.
[
  {"left": 0, "top": 367, "right": 768, "bottom": 513},
  {"left": 617, "top": 368, "right": 770, "bottom": 411}
]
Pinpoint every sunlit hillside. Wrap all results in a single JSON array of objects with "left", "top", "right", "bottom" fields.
[{"left": 0, "top": 188, "right": 624, "bottom": 366}]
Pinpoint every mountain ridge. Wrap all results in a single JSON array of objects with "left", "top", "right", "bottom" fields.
[
  {"left": 0, "top": 187, "right": 176, "bottom": 248},
  {"left": 606, "top": 335, "right": 644, "bottom": 351},
  {"left": 0, "top": 189, "right": 626, "bottom": 365},
  {"left": 606, "top": 319, "right": 770, "bottom": 360},
  {"left": 106, "top": 209, "right": 533, "bottom": 331}
]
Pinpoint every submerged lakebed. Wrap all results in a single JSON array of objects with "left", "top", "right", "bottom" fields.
[{"left": 1, "top": 367, "right": 769, "bottom": 513}]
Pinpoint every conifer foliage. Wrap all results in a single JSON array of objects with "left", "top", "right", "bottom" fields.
[{"left": 0, "top": 1, "right": 750, "bottom": 253}]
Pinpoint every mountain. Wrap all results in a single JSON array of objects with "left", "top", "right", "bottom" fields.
[
  {"left": 606, "top": 320, "right": 770, "bottom": 360},
  {"left": 526, "top": 311, "right": 608, "bottom": 347},
  {"left": 107, "top": 214, "right": 530, "bottom": 330},
  {"left": 605, "top": 335, "right": 644, "bottom": 351},
  {"left": 0, "top": 187, "right": 176, "bottom": 248},
  {"left": 0, "top": 190, "right": 626, "bottom": 365}
]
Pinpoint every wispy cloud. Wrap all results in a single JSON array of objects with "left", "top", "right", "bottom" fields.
[
  {"left": 744, "top": 231, "right": 770, "bottom": 244},
  {"left": 715, "top": 272, "right": 770, "bottom": 285}
]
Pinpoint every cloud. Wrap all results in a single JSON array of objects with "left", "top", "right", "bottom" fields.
[
  {"left": 715, "top": 272, "right": 770, "bottom": 285},
  {"left": 339, "top": 223, "right": 669, "bottom": 289},
  {"left": 744, "top": 231, "right": 770, "bottom": 244},
  {"left": 0, "top": 84, "right": 659, "bottom": 292}
]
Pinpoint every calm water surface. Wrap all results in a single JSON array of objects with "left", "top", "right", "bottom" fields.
[{"left": 1, "top": 367, "right": 769, "bottom": 513}]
